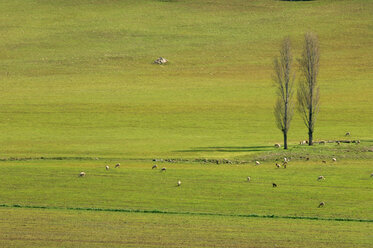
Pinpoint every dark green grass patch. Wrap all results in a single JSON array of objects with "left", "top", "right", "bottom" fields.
[{"left": 0, "top": 203, "right": 372, "bottom": 223}]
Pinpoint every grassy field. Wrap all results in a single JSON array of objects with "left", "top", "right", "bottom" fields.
[
  {"left": 0, "top": 159, "right": 372, "bottom": 247},
  {"left": 0, "top": 0, "right": 372, "bottom": 159},
  {"left": 1, "top": 208, "right": 372, "bottom": 248},
  {"left": 1, "top": 159, "right": 373, "bottom": 219},
  {"left": 0, "top": 0, "right": 373, "bottom": 247}
]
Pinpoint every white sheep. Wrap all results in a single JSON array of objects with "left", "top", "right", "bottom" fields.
[
  {"left": 274, "top": 143, "right": 281, "bottom": 148},
  {"left": 332, "top": 158, "right": 337, "bottom": 162},
  {"left": 154, "top": 57, "right": 168, "bottom": 64},
  {"left": 317, "top": 176, "right": 325, "bottom": 180},
  {"left": 318, "top": 202, "right": 325, "bottom": 208},
  {"left": 255, "top": 161, "right": 260, "bottom": 165},
  {"left": 115, "top": 163, "right": 120, "bottom": 168},
  {"left": 276, "top": 163, "right": 281, "bottom": 168},
  {"left": 105, "top": 165, "right": 109, "bottom": 170},
  {"left": 177, "top": 180, "right": 181, "bottom": 186},
  {"left": 370, "top": 173, "right": 373, "bottom": 177},
  {"left": 79, "top": 172, "right": 86, "bottom": 177},
  {"left": 247, "top": 176, "right": 251, "bottom": 182},
  {"left": 284, "top": 157, "right": 288, "bottom": 163}
]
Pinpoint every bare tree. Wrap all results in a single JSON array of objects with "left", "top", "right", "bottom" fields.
[
  {"left": 297, "top": 32, "right": 320, "bottom": 145},
  {"left": 273, "top": 37, "right": 294, "bottom": 149}
]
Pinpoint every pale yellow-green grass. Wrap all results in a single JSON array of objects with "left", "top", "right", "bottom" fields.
[
  {"left": 0, "top": 0, "right": 372, "bottom": 159},
  {"left": 0, "top": 208, "right": 372, "bottom": 248},
  {"left": 0, "top": 1, "right": 373, "bottom": 247}
]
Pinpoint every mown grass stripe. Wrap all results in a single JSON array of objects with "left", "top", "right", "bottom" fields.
[{"left": 0, "top": 203, "right": 372, "bottom": 223}]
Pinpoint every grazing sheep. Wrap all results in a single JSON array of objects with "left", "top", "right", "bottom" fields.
[
  {"left": 317, "top": 176, "right": 325, "bottom": 180},
  {"left": 274, "top": 143, "right": 281, "bottom": 148},
  {"left": 336, "top": 141, "right": 341, "bottom": 145},
  {"left": 276, "top": 163, "right": 281, "bottom": 168},
  {"left": 272, "top": 183, "right": 277, "bottom": 188},
  {"left": 79, "top": 172, "right": 86, "bottom": 177},
  {"left": 345, "top": 132, "right": 350, "bottom": 136},
  {"left": 370, "top": 173, "right": 373, "bottom": 177},
  {"left": 161, "top": 167, "right": 166, "bottom": 172},
  {"left": 177, "top": 180, "right": 181, "bottom": 186},
  {"left": 332, "top": 158, "right": 337, "bottom": 162},
  {"left": 105, "top": 165, "right": 109, "bottom": 170},
  {"left": 255, "top": 161, "right": 260, "bottom": 165},
  {"left": 153, "top": 57, "right": 168, "bottom": 65},
  {"left": 284, "top": 157, "right": 288, "bottom": 163},
  {"left": 152, "top": 164, "right": 158, "bottom": 169},
  {"left": 322, "top": 160, "right": 327, "bottom": 164},
  {"left": 115, "top": 163, "right": 120, "bottom": 168},
  {"left": 355, "top": 140, "right": 361, "bottom": 144},
  {"left": 318, "top": 202, "right": 325, "bottom": 208},
  {"left": 306, "top": 157, "right": 310, "bottom": 161},
  {"left": 283, "top": 162, "right": 287, "bottom": 169},
  {"left": 247, "top": 176, "right": 251, "bottom": 182}
]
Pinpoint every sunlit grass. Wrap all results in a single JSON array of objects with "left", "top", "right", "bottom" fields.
[{"left": 0, "top": 0, "right": 372, "bottom": 159}]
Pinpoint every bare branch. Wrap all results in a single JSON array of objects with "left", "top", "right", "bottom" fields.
[
  {"left": 273, "top": 37, "right": 295, "bottom": 149},
  {"left": 297, "top": 32, "right": 320, "bottom": 145}
]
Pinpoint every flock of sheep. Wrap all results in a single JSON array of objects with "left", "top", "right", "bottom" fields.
[
  {"left": 275, "top": 133, "right": 361, "bottom": 148},
  {"left": 77, "top": 155, "right": 372, "bottom": 209},
  {"left": 253, "top": 155, "right": 372, "bottom": 208},
  {"left": 79, "top": 163, "right": 120, "bottom": 177},
  {"left": 79, "top": 163, "right": 181, "bottom": 185},
  {"left": 252, "top": 157, "right": 334, "bottom": 208},
  {"left": 78, "top": 156, "right": 372, "bottom": 208},
  {"left": 77, "top": 132, "right": 371, "bottom": 209}
]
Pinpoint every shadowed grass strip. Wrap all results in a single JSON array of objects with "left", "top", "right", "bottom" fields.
[{"left": 1, "top": 204, "right": 372, "bottom": 223}]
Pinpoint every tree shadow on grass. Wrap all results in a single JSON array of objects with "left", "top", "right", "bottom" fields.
[{"left": 175, "top": 145, "right": 274, "bottom": 153}]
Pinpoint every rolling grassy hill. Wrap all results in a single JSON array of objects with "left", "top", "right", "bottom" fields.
[
  {"left": 0, "top": 0, "right": 372, "bottom": 247},
  {"left": 0, "top": 0, "right": 372, "bottom": 159}
]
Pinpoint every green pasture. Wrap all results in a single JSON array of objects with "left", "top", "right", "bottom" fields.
[
  {"left": 0, "top": 159, "right": 372, "bottom": 219},
  {"left": 0, "top": 0, "right": 372, "bottom": 159},
  {"left": 1, "top": 0, "right": 373, "bottom": 247},
  {"left": 0, "top": 159, "right": 372, "bottom": 247},
  {"left": 0, "top": 208, "right": 372, "bottom": 248}
]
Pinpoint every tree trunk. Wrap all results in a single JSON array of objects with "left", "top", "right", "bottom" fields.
[
  {"left": 308, "top": 130, "right": 313, "bottom": 145},
  {"left": 284, "top": 131, "right": 288, "bottom": 149}
]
